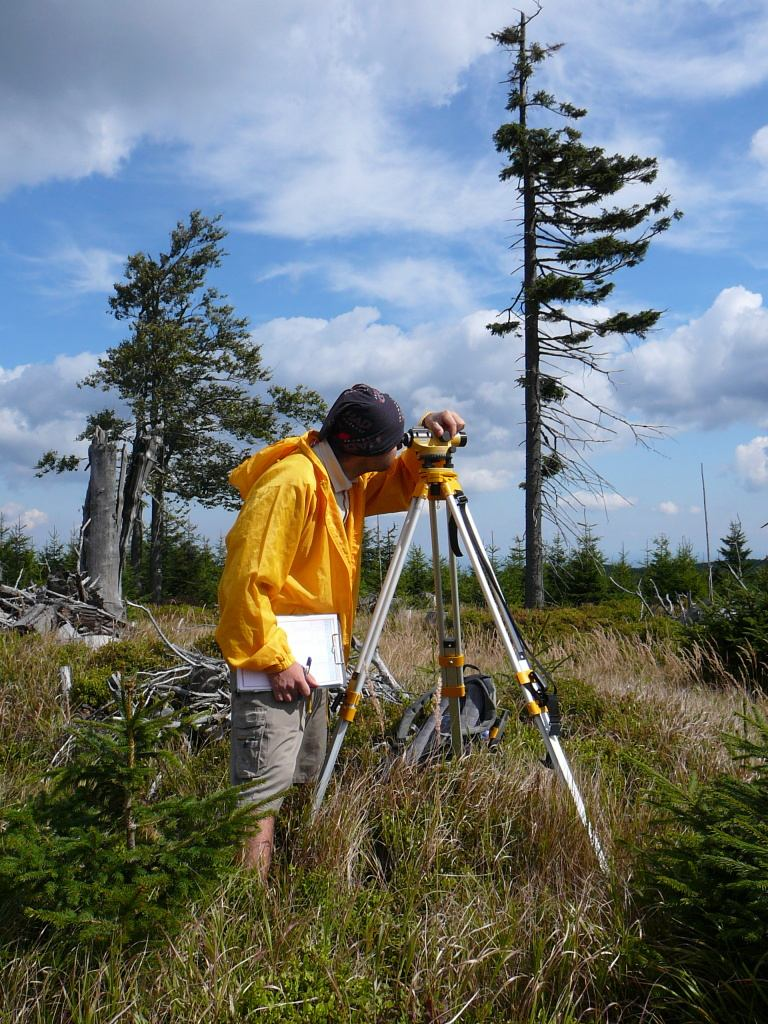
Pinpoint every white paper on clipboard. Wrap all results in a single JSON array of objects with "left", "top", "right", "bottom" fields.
[{"left": 235, "top": 613, "right": 345, "bottom": 691}]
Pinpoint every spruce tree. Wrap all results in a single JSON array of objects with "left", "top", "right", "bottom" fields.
[
  {"left": 490, "top": 12, "right": 681, "bottom": 607},
  {"left": 397, "top": 545, "right": 434, "bottom": 606},
  {"left": 38, "top": 527, "right": 78, "bottom": 579},
  {"left": 160, "top": 514, "right": 222, "bottom": 606},
  {"left": 672, "top": 539, "right": 706, "bottom": 600},
  {"left": 642, "top": 534, "right": 674, "bottom": 603},
  {"left": 716, "top": 518, "right": 752, "bottom": 582},
  {"left": 499, "top": 537, "right": 526, "bottom": 606},
  {"left": 637, "top": 710, "right": 768, "bottom": 1020},
  {"left": 359, "top": 524, "right": 384, "bottom": 600},
  {"left": 544, "top": 535, "right": 569, "bottom": 605},
  {"left": 607, "top": 545, "right": 637, "bottom": 597},
  {"left": 692, "top": 562, "right": 768, "bottom": 691},
  {"left": 0, "top": 676, "right": 252, "bottom": 947},
  {"left": 643, "top": 535, "right": 705, "bottom": 603},
  {"left": 0, "top": 517, "right": 40, "bottom": 586},
  {"left": 457, "top": 561, "right": 484, "bottom": 607},
  {"left": 563, "top": 521, "right": 607, "bottom": 605}
]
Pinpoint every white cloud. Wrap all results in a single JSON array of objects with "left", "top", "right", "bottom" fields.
[
  {"left": 571, "top": 491, "right": 635, "bottom": 511},
  {"left": 252, "top": 305, "right": 523, "bottom": 440},
  {"left": 612, "top": 286, "right": 768, "bottom": 429},
  {"left": 535, "top": 0, "right": 768, "bottom": 101},
  {"left": 735, "top": 436, "right": 768, "bottom": 489},
  {"left": 0, "top": 502, "right": 48, "bottom": 531},
  {"left": 750, "top": 125, "right": 768, "bottom": 166},
  {"left": 250, "top": 302, "right": 657, "bottom": 495},
  {"left": 0, "top": 0, "right": 512, "bottom": 238},
  {"left": 255, "top": 290, "right": 768, "bottom": 501},
  {"left": 251, "top": 307, "right": 425, "bottom": 395},
  {"left": 257, "top": 262, "right": 319, "bottom": 285},
  {"left": 261, "top": 257, "right": 478, "bottom": 314},
  {"left": 450, "top": 448, "right": 524, "bottom": 494},
  {"left": 24, "top": 244, "right": 125, "bottom": 295},
  {"left": 329, "top": 258, "right": 476, "bottom": 313},
  {"left": 0, "top": 364, "right": 28, "bottom": 385},
  {"left": 0, "top": 352, "right": 109, "bottom": 481},
  {"left": 4, "top": 0, "right": 765, "bottom": 248},
  {"left": 5, "top": 290, "right": 768, "bottom": 538}
]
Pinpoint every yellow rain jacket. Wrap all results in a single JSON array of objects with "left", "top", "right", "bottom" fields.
[{"left": 216, "top": 431, "right": 422, "bottom": 673}]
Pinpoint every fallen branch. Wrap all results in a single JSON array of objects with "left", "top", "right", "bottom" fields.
[{"left": 0, "top": 574, "right": 122, "bottom": 639}]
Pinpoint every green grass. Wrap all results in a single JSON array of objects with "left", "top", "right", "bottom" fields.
[{"left": 1, "top": 605, "right": 764, "bottom": 1022}]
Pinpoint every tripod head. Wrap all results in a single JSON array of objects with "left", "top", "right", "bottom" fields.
[{"left": 402, "top": 426, "right": 467, "bottom": 467}]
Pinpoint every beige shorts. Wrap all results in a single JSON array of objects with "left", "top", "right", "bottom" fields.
[{"left": 230, "top": 674, "right": 328, "bottom": 813}]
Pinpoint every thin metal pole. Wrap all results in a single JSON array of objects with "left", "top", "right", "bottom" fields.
[
  {"left": 428, "top": 500, "right": 463, "bottom": 756},
  {"left": 701, "top": 463, "right": 713, "bottom": 602}
]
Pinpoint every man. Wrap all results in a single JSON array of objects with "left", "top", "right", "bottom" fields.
[{"left": 216, "top": 383, "right": 464, "bottom": 877}]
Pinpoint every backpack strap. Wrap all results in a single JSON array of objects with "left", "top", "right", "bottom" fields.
[{"left": 394, "top": 688, "right": 436, "bottom": 743}]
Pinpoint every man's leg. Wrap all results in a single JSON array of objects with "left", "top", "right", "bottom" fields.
[
  {"left": 240, "top": 814, "right": 275, "bottom": 879},
  {"left": 230, "top": 679, "right": 306, "bottom": 877},
  {"left": 238, "top": 691, "right": 328, "bottom": 878}
]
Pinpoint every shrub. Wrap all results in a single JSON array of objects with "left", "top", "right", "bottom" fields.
[
  {"left": 452, "top": 602, "right": 683, "bottom": 649},
  {"left": 0, "top": 677, "right": 252, "bottom": 948},
  {"left": 70, "top": 638, "right": 170, "bottom": 708},
  {"left": 686, "top": 565, "right": 768, "bottom": 691},
  {"left": 634, "top": 709, "right": 768, "bottom": 1021}
]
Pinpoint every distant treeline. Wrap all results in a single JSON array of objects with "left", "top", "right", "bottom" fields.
[
  {"left": 0, "top": 515, "right": 224, "bottom": 608},
  {"left": 1, "top": 514, "right": 760, "bottom": 610}
]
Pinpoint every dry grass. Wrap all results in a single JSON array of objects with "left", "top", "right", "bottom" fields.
[{"left": 2, "top": 607, "right": 766, "bottom": 1022}]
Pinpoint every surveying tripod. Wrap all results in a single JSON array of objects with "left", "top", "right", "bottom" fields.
[{"left": 312, "top": 428, "right": 608, "bottom": 871}]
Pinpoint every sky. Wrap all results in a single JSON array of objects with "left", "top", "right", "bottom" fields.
[{"left": 1, "top": 0, "right": 768, "bottom": 565}]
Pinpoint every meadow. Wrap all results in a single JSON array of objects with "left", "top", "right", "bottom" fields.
[{"left": 1, "top": 603, "right": 765, "bottom": 1023}]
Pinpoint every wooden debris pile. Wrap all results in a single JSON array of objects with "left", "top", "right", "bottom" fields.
[
  {"left": 0, "top": 573, "right": 122, "bottom": 641},
  {"left": 127, "top": 602, "right": 231, "bottom": 741},
  {"left": 50, "top": 605, "right": 411, "bottom": 766}
]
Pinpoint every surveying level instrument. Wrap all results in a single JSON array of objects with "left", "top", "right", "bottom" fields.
[{"left": 312, "top": 427, "right": 608, "bottom": 872}]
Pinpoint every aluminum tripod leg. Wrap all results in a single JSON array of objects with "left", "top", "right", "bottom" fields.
[
  {"left": 446, "top": 494, "right": 609, "bottom": 871},
  {"left": 428, "top": 500, "right": 464, "bottom": 756},
  {"left": 312, "top": 495, "right": 426, "bottom": 810}
]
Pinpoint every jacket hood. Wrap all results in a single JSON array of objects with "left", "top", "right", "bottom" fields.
[{"left": 229, "top": 431, "right": 322, "bottom": 500}]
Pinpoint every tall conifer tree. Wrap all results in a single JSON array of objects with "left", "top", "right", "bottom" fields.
[{"left": 490, "top": 10, "right": 681, "bottom": 607}]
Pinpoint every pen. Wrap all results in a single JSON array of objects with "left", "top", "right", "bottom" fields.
[{"left": 305, "top": 657, "right": 313, "bottom": 714}]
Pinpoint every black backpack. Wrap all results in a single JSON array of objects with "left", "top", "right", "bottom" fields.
[{"left": 393, "top": 665, "right": 509, "bottom": 764}]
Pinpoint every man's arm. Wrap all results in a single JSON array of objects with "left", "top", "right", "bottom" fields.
[{"left": 217, "top": 471, "right": 312, "bottom": 677}]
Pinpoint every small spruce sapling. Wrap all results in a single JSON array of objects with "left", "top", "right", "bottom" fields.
[
  {"left": 636, "top": 709, "right": 768, "bottom": 1019},
  {"left": 0, "top": 675, "right": 254, "bottom": 947}
]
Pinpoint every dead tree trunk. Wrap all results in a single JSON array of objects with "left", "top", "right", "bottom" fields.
[
  {"left": 150, "top": 490, "right": 164, "bottom": 604},
  {"left": 129, "top": 516, "right": 143, "bottom": 587},
  {"left": 81, "top": 428, "right": 124, "bottom": 620},
  {"left": 80, "top": 426, "right": 160, "bottom": 618},
  {"left": 148, "top": 434, "right": 165, "bottom": 604},
  {"left": 118, "top": 428, "right": 160, "bottom": 580}
]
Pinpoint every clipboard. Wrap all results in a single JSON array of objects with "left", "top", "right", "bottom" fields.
[{"left": 234, "top": 613, "right": 345, "bottom": 691}]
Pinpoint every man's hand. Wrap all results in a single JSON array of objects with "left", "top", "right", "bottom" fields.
[
  {"left": 422, "top": 410, "right": 465, "bottom": 441},
  {"left": 269, "top": 662, "right": 318, "bottom": 702}
]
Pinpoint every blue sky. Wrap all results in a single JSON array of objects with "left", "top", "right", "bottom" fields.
[{"left": 1, "top": 0, "right": 767, "bottom": 564}]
